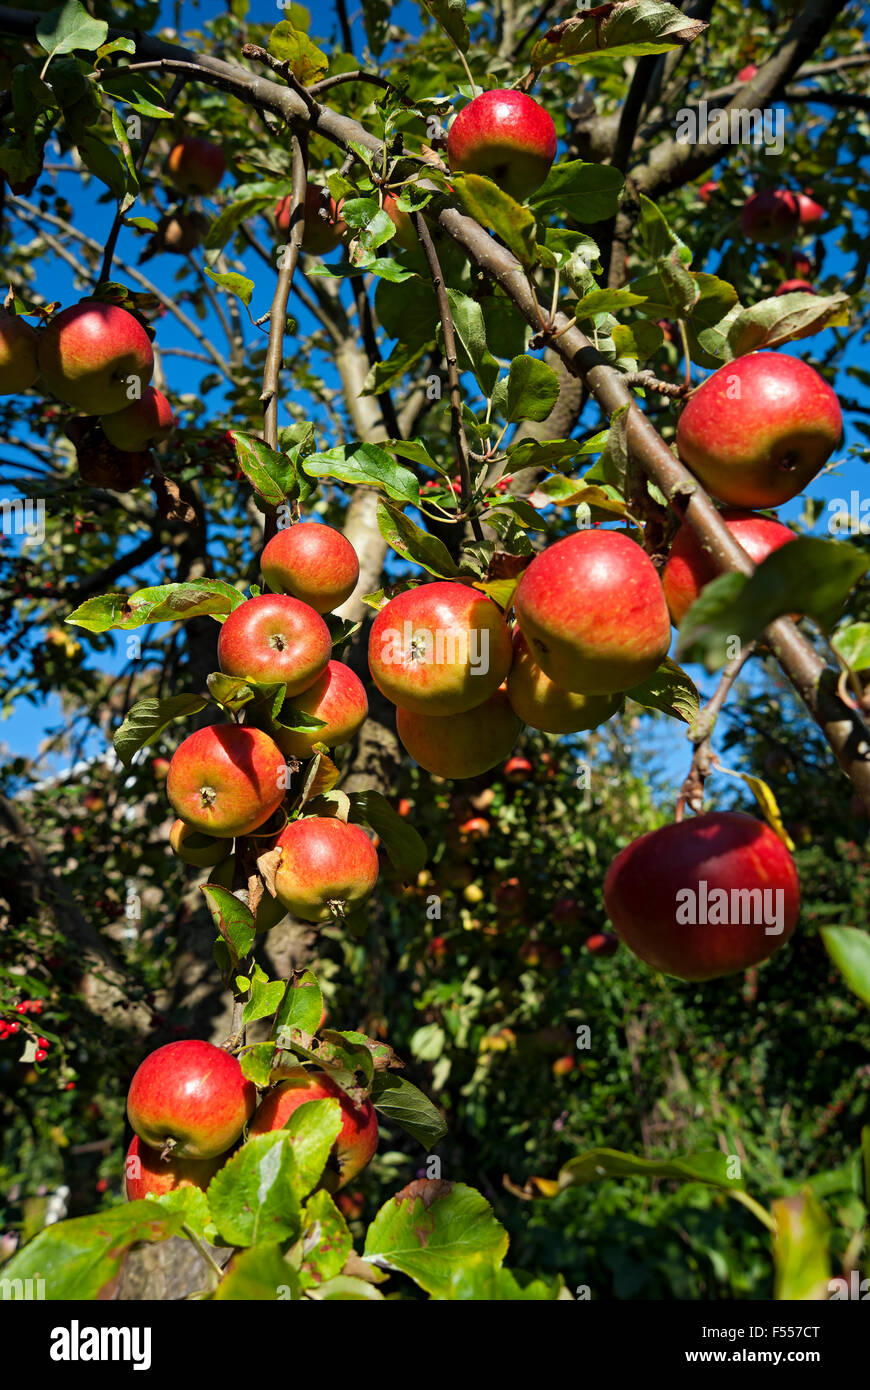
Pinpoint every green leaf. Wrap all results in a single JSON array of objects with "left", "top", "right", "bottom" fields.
[
  {"left": 268, "top": 20, "right": 329, "bottom": 83},
  {"left": 229, "top": 431, "right": 294, "bottom": 506},
  {"left": 360, "top": 0, "right": 391, "bottom": 56},
  {"left": 422, "top": 0, "right": 469, "bottom": 51},
  {"left": 573, "top": 287, "right": 647, "bottom": 320},
  {"left": 503, "top": 354, "right": 561, "bottom": 423},
  {"left": 376, "top": 500, "right": 462, "bottom": 577},
  {"left": 201, "top": 884, "right": 256, "bottom": 965},
  {"left": 67, "top": 580, "right": 245, "bottom": 632},
  {"left": 445, "top": 290, "right": 500, "bottom": 396},
  {"left": 439, "top": 1262, "right": 567, "bottom": 1300},
  {"left": 214, "top": 1243, "right": 301, "bottom": 1300},
  {"left": 529, "top": 1, "right": 707, "bottom": 72},
  {"left": 1, "top": 1204, "right": 183, "bottom": 1299},
  {"left": 208, "top": 1133, "right": 302, "bottom": 1247},
  {"left": 301, "top": 1189, "right": 353, "bottom": 1284},
  {"left": 348, "top": 789, "right": 427, "bottom": 879},
  {"left": 77, "top": 133, "right": 128, "bottom": 198},
  {"left": 684, "top": 273, "right": 740, "bottom": 367},
  {"left": 364, "top": 1181, "right": 507, "bottom": 1296},
  {"left": 370, "top": 1072, "right": 447, "bottom": 1147},
  {"left": 556, "top": 1146, "right": 746, "bottom": 1192},
  {"left": 205, "top": 198, "right": 271, "bottom": 252},
  {"left": 361, "top": 339, "right": 427, "bottom": 396},
  {"left": 36, "top": 1, "right": 108, "bottom": 62},
  {"left": 771, "top": 1191, "right": 831, "bottom": 1301},
  {"left": 274, "top": 969, "right": 323, "bottom": 1040},
  {"left": 820, "top": 927, "right": 870, "bottom": 1008},
  {"left": 242, "top": 964, "right": 286, "bottom": 1026},
  {"left": 283, "top": 1099, "right": 343, "bottom": 1196},
  {"left": 626, "top": 658, "right": 700, "bottom": 725},
  {"left": 832, "top": 622, "right": 870, "bottom": 674},
  {"left": 726, "top": 292, "right": 850, "bottom": 357},
  {"left": 529, "top": 160, "right": 624, "bottom": 223},
  {"left": 451, "top": 174, "right": 537, "bottom": 265},
  {"left": 303, "top": 442, "right": 420, "bottom": 505},
  {"left": 204, "top": 268, "right": 255, "bottom": 308},
  {"left": 113, "top": 693, "right": 209, "bottom": 768}
]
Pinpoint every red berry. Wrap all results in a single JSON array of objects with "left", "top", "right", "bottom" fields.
[
  {"left": 8, "top": 1022, "right": 19, "bottom": 1035},
  {"left": 30, "top": 1001, "right": 42, "bottom": 1015},
  {"left": 37, "top": 1038, "right": 49, "bottom": 1050},
  {"left": 95, "top": 1178, "right": 109, "bottom": 1193},
  {"left": 65, "top": 1081, "right": 76, "bottom": 1091},
  {"left": 15, "top": 1002, "right": 27, "bottom": 1014},
  {"left": 35, "top": 1048, "right": 47, "bottom": 1062}
]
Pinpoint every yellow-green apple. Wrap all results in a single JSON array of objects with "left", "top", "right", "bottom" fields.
[
  {"left": 217, "top": 594, "right": 331, "bottom": 696},
  {"left": 275, "top": 183, "right": 347, "bottom": 254},
  {"left": 796, "top": 192, "right": 824, "bottom": 226},
  {"left": 514, "top": 530, "right": 671, "bottom": 695},
  {"left": 249, "top": 1069, "right": 377, "bottom": 1189},
  {"left": 127, "top": 1039, "right": 256, "bottom": 1159},
  {"left": 260, "top": 522, "right": 359, "bottom": 613},
  {"left": 776, "top": 279, "right": 815, "bottom": 296},
  {"left": 167, "top": 724, "right": 286, "bottom": 837},
  {"left": 676, "top": 353, "right": 842, "bottom": 508},
  {"left": 166, "top": 137, "right": 225, "bottom": 195},
  {"left": 208, "top": 856, "right": 289, "bottom": 931},
  {"left": 739, "top": 189, "right": 800, "bottom": 243},
  {"left": 0, "top": 312, "right": 39, "bottom": 394},
  {"left": 169, "top": 818, "right": 231, "bottom": 868},
  {"left": 662, "top": 508, "right": 797, "bottom": 625},
  {"left": 369, "top": 581, "right": 513, "bottom": 715},
  {"left": 274, "top": 816, "right": 379, "bottom": 922},
  {"left": 447, "top": 89, "right": 557, "bottom": 201},
  {"left": 396, "top": 688, "right": 521, "bottom": 779},
  {"left": 507, "top": 628, "right": 624, "bottom": 729},
  {"left": 38, "top": 302, "right": 154, "bottom": 415},
  {"left": 125, "top": 1134, "right": 225, "bottom": 1201},
  {"left": 603, "top": 811, "right": 800, "bottom": 981},
  {"left": 100, "top": 386, "right": 175, "bottom": 452},
  {"left": 259, "top": 660, "right": 368, "bottom": 759}
]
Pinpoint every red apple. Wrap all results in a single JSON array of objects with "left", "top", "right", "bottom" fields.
[
  {"left": 125, "top": 1134, "right": 225, "bottom": 1201},
  {"left": 383, "top": 193, "right": 417, "bottom": 250},
  {"left": 603, "top": 811, "right": 800, "bottom": 981},
  {"left": 166, "top": 137, "right": 225, "bottom": 196},
  {"left": 167, "top": 724, "right": 286, "bottom": 837},
  {"left": 217, "top": 594, "right": 331, "bottom": 696},
  {"left": 676, "top": 352, "right": 842, "bottom": 508},
  {"left": 789, "top": 251, "right": 814, "bottom": 278},
  {"left": 249, "top": 1069, "right": 378, "bottom": 1188},
  {"left": 447, "top": 89, "right": 557, "bottom": 201},
  {"left": 459, "top": 816, "right": 489, "bottom": 839},
  {"left": 698, "top": 180, "right": 719, "bottom": 203},
  {"left": 38, "top": 302, "right": 154, "bottom": 415},
  {"left": 275, "top": 183, "right": 347, "bottom": 254},
  {"left": 100, "top": 387, "right": 175, "bottom": 452},
  {"left": 514, "top": 530, "right": 671, "bottom": 696},
  {"left": 127, "top": 1039, "right": 256, "bottom": 1159},
  {"left": 739, "top": 189, "right": 800, "bottom": 244},
  {"left": 495, "top": 877, "right": 526, "bottom": 916},
  {"left": 585, "top": 931, "right": 619, "bottom": 958},
  {"left": 0, "top": 312, "right": 39, "bottom": 394},
  {"left": 662, "top": 508, "right": 797, "bottom": 625},
  {"left": 736, "top": 63, "right": 758, "bottom": 81},
  {"left": 260, "top": 660, "right": 367, "bottom": 759},
  {"left": 796, "top": 192, "right": 824, "bottom": 226},
  {"left": 775, "top": 279, "right": 816, "bottom": 296},
  {"left": 552, "top": 1055, "right": 575, "bottom": 1077},
  {"left": 274, "top": 816, "right": 379, "bottom": 922},
  {"left": 552, "top": 895, "right": 580, "bottom": 926},
  {"left": 507, "top": 627, "right": 624, "bottom": 730},
  {"left": 504, "top": 755, "right": 533, "bottom": 783},
  {"left": 396, "top": 689, "right": 522, "bottom": 779},
  {"left": 150, "top": 211, "right": 207, "bottom": 254},
  {"left": 260, "top": 522, "right": 359, "bottom": 613},
  {"left": 169, "top": 818, "right": 231, "bottom": 868},
  {"left": 369, "top": 581, "right": 513, "bottom": 716}
]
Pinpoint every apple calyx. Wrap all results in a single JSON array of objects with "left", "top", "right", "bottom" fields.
[{"left": 160, "top": 1136, "right": 177, "bottom": 1163}]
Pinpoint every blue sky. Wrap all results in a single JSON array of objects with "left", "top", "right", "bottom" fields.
[{"left": 1, "top": 0, "right": 867, "bottom": 793}]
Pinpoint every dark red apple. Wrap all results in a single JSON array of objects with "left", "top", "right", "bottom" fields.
[
  {"left": 740, "top": 189, "right": 800, "bottom": 244},
  {"left": 166, "top": 137, "right": 225, "bottom": 196},
  {"left": 775, "top": 279, "right": 816, "bottom": 296},
  {"left": 125, "top": 1134, "right": 225, "bottom": 1201}
]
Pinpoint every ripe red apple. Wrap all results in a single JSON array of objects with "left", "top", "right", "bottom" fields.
[
  {"left": 736, "top": 63, "right": 758, "bottom": 81},
  {"left": 775, "top": 279, "right": 815, "bottom": 296},
  {"left": 260, "top": 660, "right": 367, "bottom": 759},
  {"left": 507, "top": 627, "right": 624, "bottom": 729},
  {"left": 100, "top": 387, "right": 175, "bottom": 452},
  {"left": 150, "top": 211, "right": 207, "bottom": 255},
  {"left": 397, "top": 689, "right": 522, "bottom": 779},
  {"left": 369, "top": 581, "right": 513, "bottom": 716},
  {"left": 274, "top": 816, "right": 379, "bottom": 922},
  {"left": 789, "top": 251, "right": 814, "bottom": 278},
  {"left": 0, "top": 312, "right": 39, "bottom": 394},
  {"left": 260, "top": 522, "right": 359, "bottom": 613},
  {"left": 125, "top": 1134, "right": 225, "bottom": 1201},
  {"left": 459, "top": 816, "right": 489, "bottom": 839},
  {"left": 585, "top": 931, "right": 619, "bottom": 958},
  {"left": 603, "top": 811, "right": 800, "bottom": 981},
  {"left": 662, "top": 508, "right": 797, "bottom": 625},
  {"left": 38, "top": 302, "right": 154, "bottom": 415},
  {"left": 249, "top": 1069, "right": 377, "bottom": 1189},
  {"left": 676, "top": 353, "right": 842, "bottom": 508},
  {"left": 698, "top": 180, "right": 719, "bottom": 203},
  {"left": 167, "top": 724, "right": 286, "bottom": 837},
  {"left": 127, "top": 1039, "right": 256, "bottom": 1159},
  {"left": 739, "top": 189, "right": 800, "bottom": 243},
  {"left": 169, "top": 818, "right": 231, "bottom": 868},
  {"left": 166, "top": 137, "right": 225, "bottom": 196},
  {"left": 217, "top": 594, "right": 331, "bottom": 696},
  {"left": 275, "top": 184, "right": 347, "bottom": 254},
  {"left": 514, "top": 530, "right": 671, "bottom": 696},
  {"left": 796, "top": 192, "right": 824, "bottom": 226},
  {"left": 504, "top": 755, "right": 533, "bottom": 783},
  {"left": 383, "top": 193, "right": 417, "bottom": 250},
  {"left": 447, "top": 89, "right": 557, "bottom": 201}
]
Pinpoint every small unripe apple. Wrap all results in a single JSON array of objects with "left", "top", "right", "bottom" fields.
[
  {"left": 260, "top": 522, "right": 359, "bottom": 613},
  {"left": 249, "top": 1070, "right": 378, "bottom": 1189},
  {"left": 604, "top": 811, "right": 800, "bottom": 981},
  {"left": 275, "top": 184, "right": 347, "bottom": 254},
  {"left": 503, "top": 755, "right": 533, "bottom": 783},
  {"left": 38, "top": 302, "right": 154, "bottom": 415},
  {"left": 100, "top": 387, "right": 175, "bottom": 452},
  {"left": 739, "top": 189, "right": 800, "bottom": 243},
  {"left": 585, "top": 931, "right": 619, "bottom": 958},
  {"left": 259, "top": 660, "right": 368, "bottom": 759},
  {"left": 217, "top": 593, "right": 331, "bottom": 696},
  {"left": 515, "top": 530, "right": 671, "bottom": 696},
  {"left": 0, "top": 312, "right": 39, "bottom": 394},
  {"left": 369, "top": 581, "right": 513, "bottom": 716},
  {"left": 396, "top": 689, "right": 522, "bottom": 779},
  {"left": 125, "top": 1134, "right": 225, "bottom": 1201},
  {"left": 775, "top": 279, "right": 815, "bottom": 296},
  {"left": 447, "top": 89, "right": 557, "bottom": 201},
  {"left": 662, "top": 508, "right": 797, "bottom": 625},
  {"left": 166, "top": 137, "right": 225, "bottom": 196},
  {"left": 169, "top": 818, "right": 231, "bottom": 868},
  {"left": 167, "top": 724, "right": 286, "bottom": 837},
  {"left": 676, "top": 353, "right": 842, "bottom": 508},
  {"left": 127, "top": 1039, "right": 256, "bottom": 1159},
  {"left": 273, "top": 816, "right": 379, "bottom": 922},
  {"left": 507, "top": 627, "right": 624, "bottom": 729},
  {"left": 463, "top": 882, "right": 485, "bottom": 905}
]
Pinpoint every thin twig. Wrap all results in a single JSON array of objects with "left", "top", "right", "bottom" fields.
[{"left": 676, "top": 643, "right": 757, "bottom": 820}]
